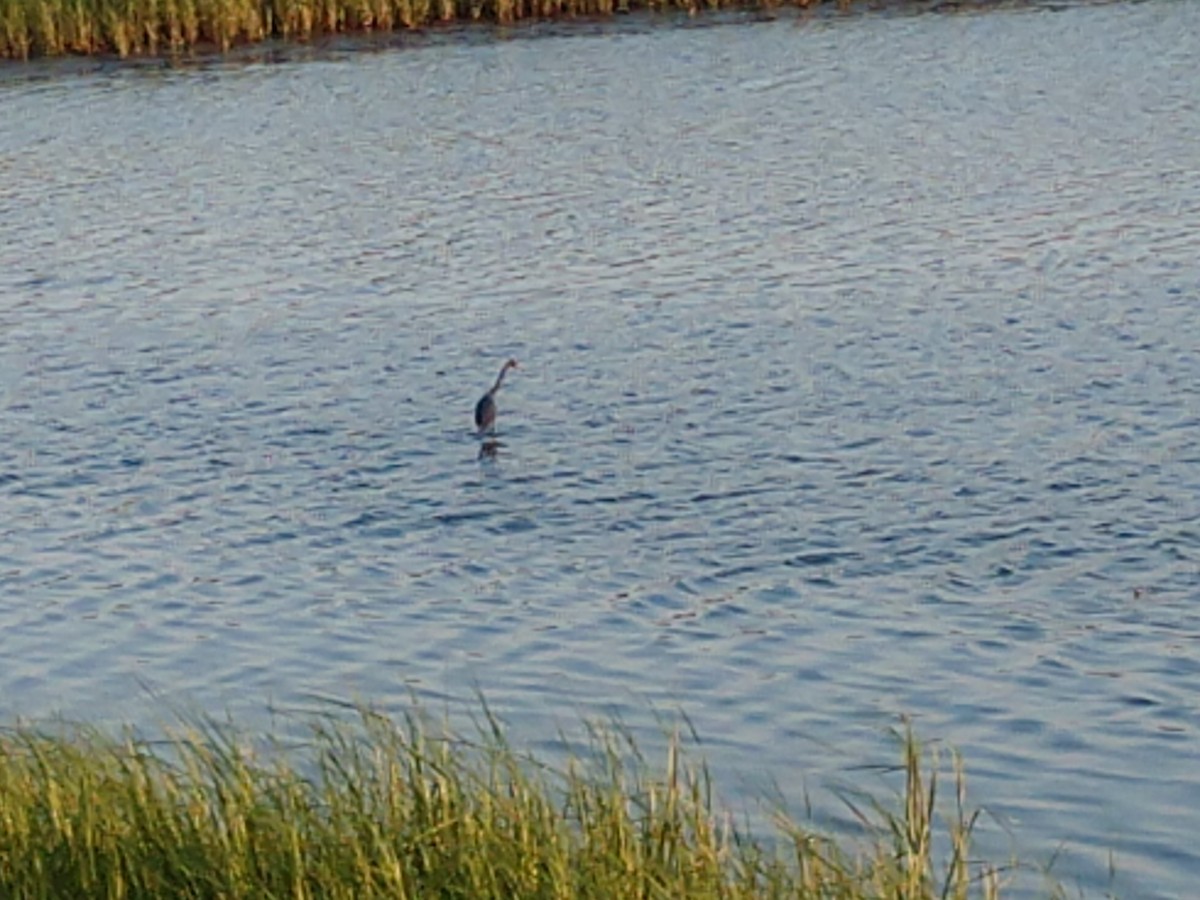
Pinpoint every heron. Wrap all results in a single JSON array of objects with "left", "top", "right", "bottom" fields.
[{"left": 474, "top": 358, "right": 518, "bottom": 436}]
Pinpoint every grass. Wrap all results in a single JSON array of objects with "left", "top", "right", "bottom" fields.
[
  {"left": 0, "top": 700, "right": 1054, "bottom": 899},
  {"left": 0, "top": 0, "right": 831, "bottom": 60}
]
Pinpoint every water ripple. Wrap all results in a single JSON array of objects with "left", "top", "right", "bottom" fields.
[{"left": 2, "top": 2, "right": 1200, "bottom": 896}]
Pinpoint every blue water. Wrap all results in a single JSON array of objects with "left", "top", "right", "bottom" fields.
[{"left": 2, "top": 1, "right": 1199, "bottom": 894}]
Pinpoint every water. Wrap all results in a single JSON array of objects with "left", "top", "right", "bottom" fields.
[{"left": 2, "top": 0, "right": 1199, "bottom": 894}]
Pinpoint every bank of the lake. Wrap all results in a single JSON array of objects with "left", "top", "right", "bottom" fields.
[
  {"left": 0, "top": 706, "right": 1040, "bottom": 898},
  {"left": 1, "top": 0, "right": 993, "bottom": 61}
]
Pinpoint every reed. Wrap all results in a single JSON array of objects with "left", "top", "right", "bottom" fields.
[
  {"left": 0, "top": 701, "right": 1043, "bottom": 899},
  {"left": 0, "top": 0, "right": 827, "bottom": 59}
]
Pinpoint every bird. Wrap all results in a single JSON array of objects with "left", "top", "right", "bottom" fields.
[{"left": 474, "top": 358, "right": 518, "bottom": 436}]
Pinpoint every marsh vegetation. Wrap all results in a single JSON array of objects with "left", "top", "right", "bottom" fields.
[
  {"left": 0, "top": 0, "right": 827, "bottom": 60},
  {"left": 0, "top": 703, "right": 1041, "bottom": 899}
]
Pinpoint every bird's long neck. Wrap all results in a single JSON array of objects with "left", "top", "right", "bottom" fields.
[{"left": 490, "top": 364, "right": 512, "bottom": 395}]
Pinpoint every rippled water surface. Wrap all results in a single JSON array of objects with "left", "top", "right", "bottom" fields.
[{"left": 3, "top": 1, "right": 1200, "bottom": 894}]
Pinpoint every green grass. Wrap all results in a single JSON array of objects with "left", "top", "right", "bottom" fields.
[
  {"left": 0, "top": 0, "right": 828, "bottom": 60},
  {"left": 0, "top": 700, "right": 1055, "bottom": 899}
]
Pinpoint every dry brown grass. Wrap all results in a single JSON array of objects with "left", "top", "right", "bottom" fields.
[{"left": 0, "top": 0, "right": 835, "bottom": 59}]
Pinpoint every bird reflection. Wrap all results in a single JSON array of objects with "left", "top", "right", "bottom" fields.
[{"left": 478, "top": 439, "right": 502, "bottom": 460}]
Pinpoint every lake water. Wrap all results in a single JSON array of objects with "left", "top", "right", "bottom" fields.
[{"left": 2, "top": 0, "right": 1199, "bottom": 894}]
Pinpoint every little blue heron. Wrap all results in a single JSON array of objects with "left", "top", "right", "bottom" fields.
[{"left": 474, "top": 358, "right": 518, "bottom": 435}]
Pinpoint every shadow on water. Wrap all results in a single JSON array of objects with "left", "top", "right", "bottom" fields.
[{"left": 0, "top": 0, "right": 1121, "bottom": 84}]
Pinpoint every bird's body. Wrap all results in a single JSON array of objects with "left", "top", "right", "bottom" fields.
[
  {"left": 474, "top": 393, "right": 497, "bottom": 434},
  {"left": 475, "top": 358, "right": 518, "bottom": 435}
]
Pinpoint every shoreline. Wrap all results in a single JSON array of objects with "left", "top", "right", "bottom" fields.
[{"left": 1, "top": 0, "right": 1080, "bottom": 62}]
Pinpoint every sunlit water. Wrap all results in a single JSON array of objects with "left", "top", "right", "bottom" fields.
[{"left": 2, "top": 1, "right": 1199, "bottom": 894}]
